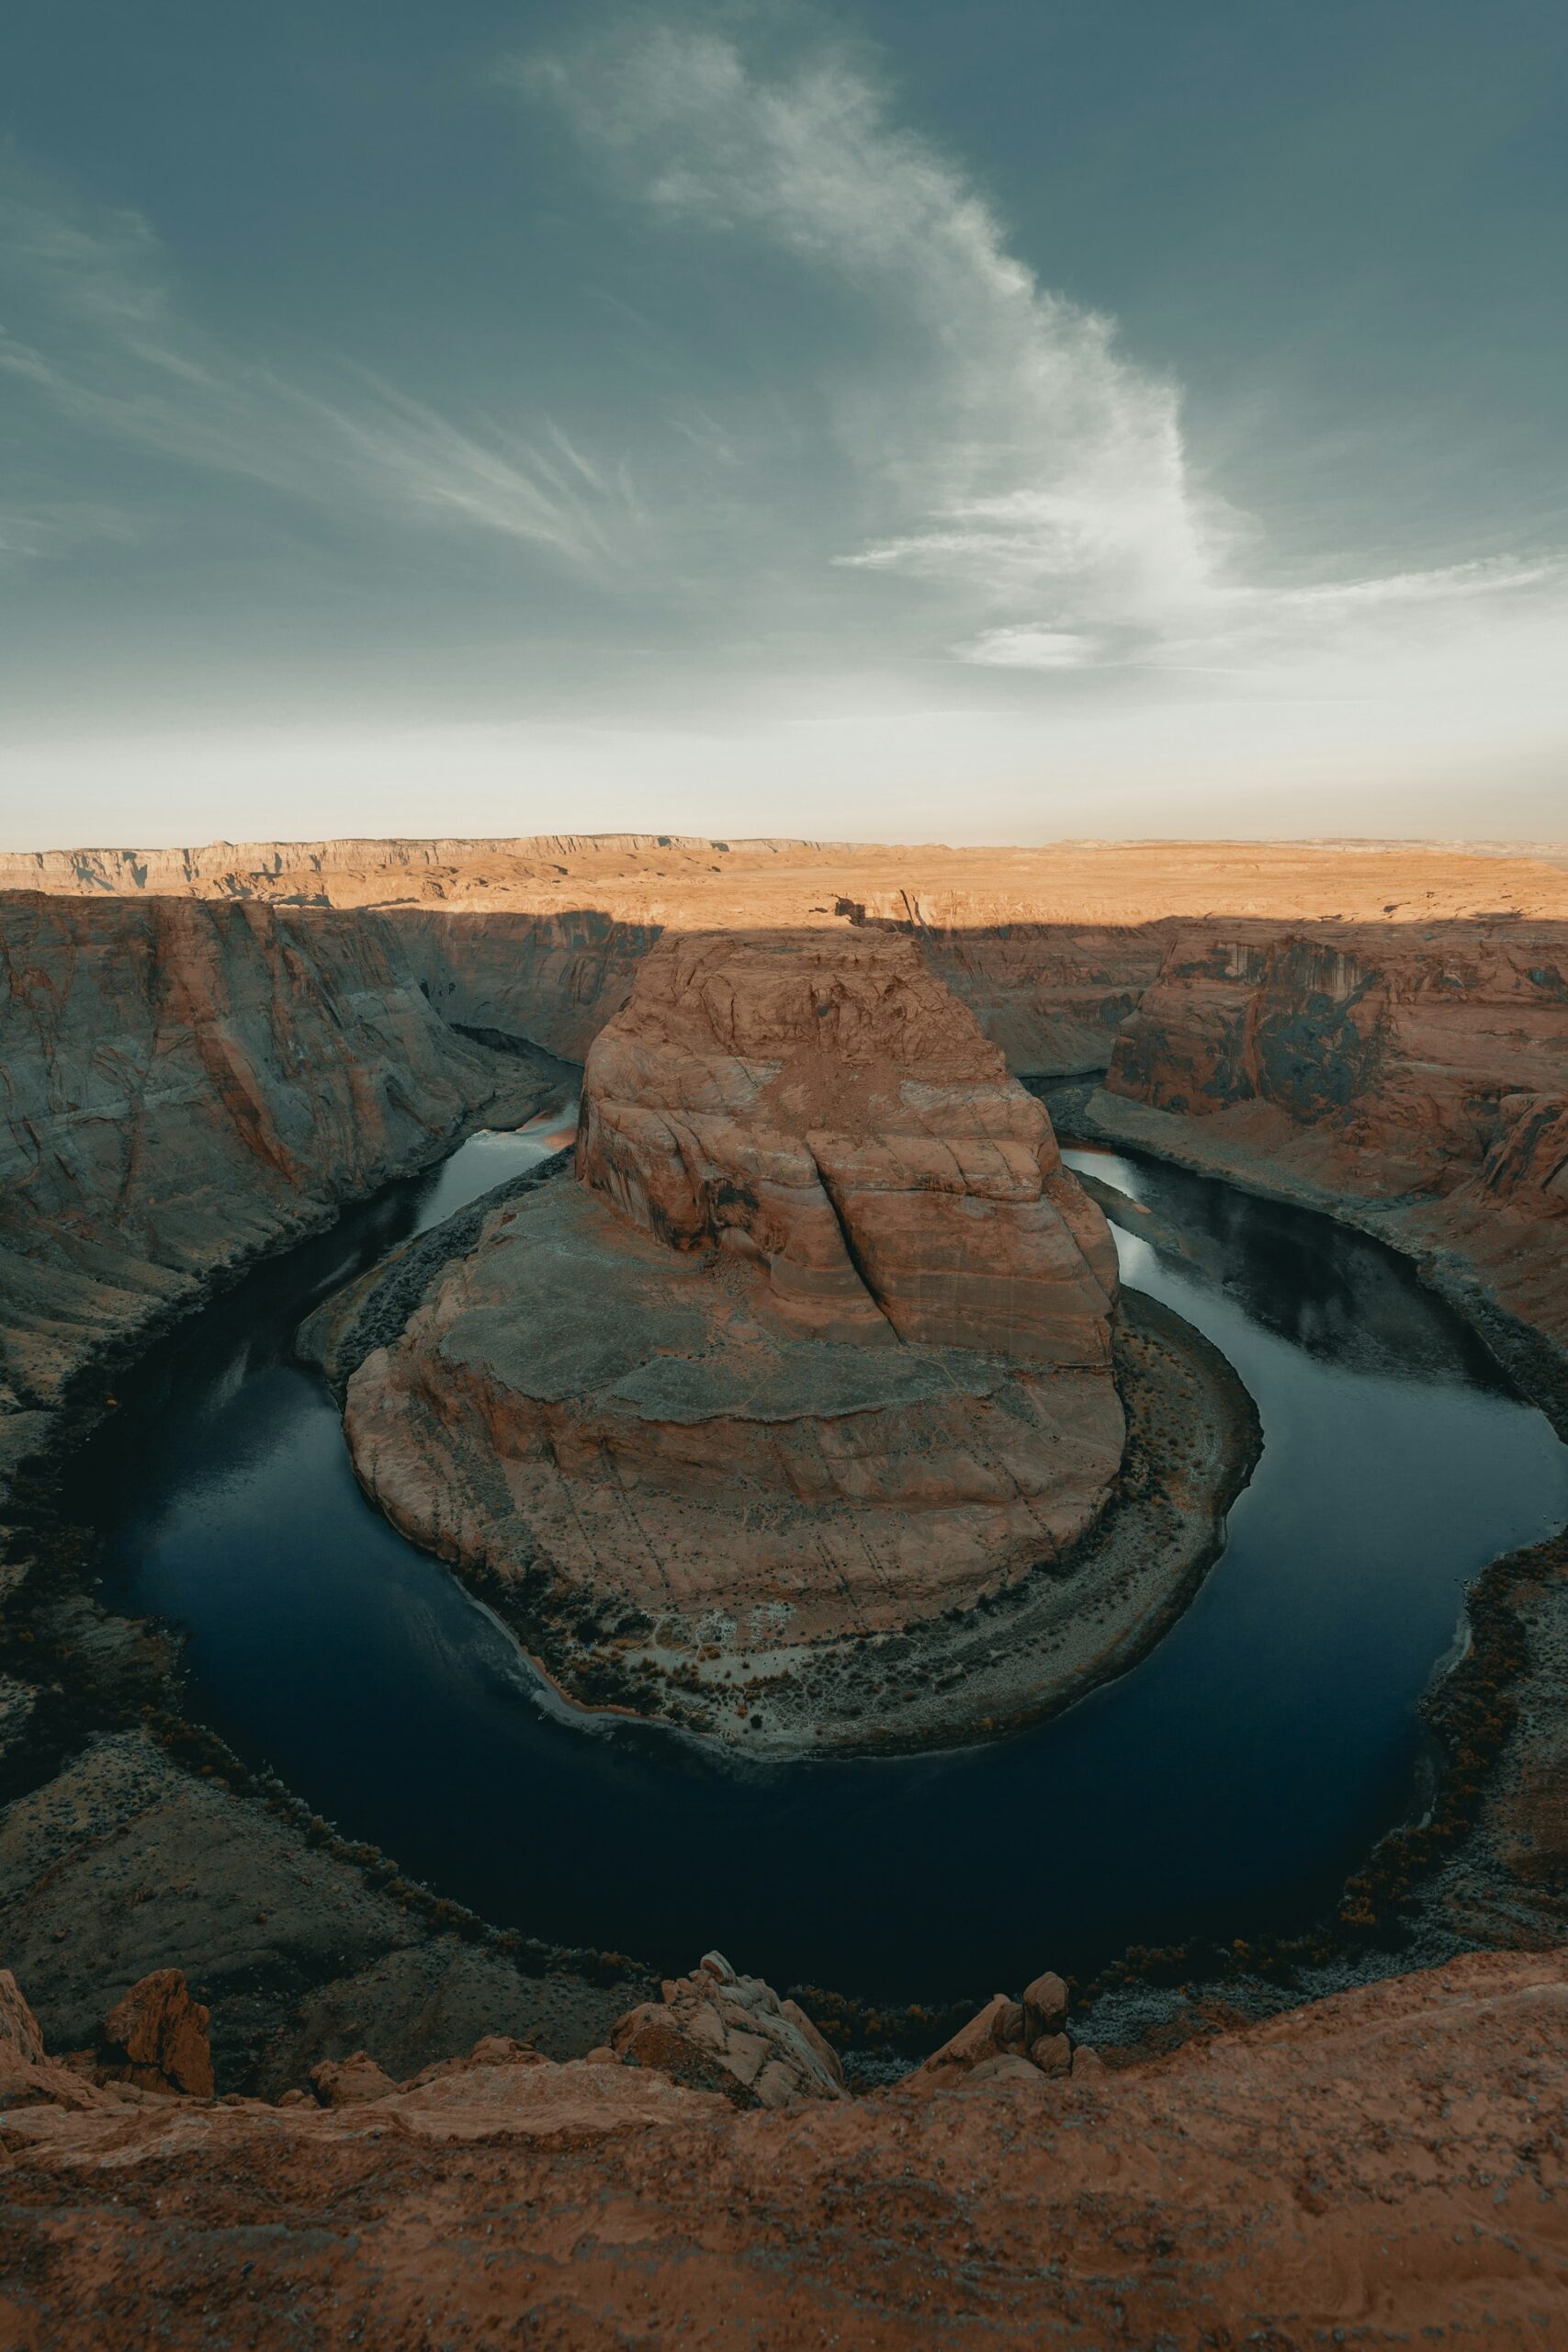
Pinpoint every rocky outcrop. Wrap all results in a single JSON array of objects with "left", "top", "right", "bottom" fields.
[
  {"left": 340, "top": 935, "right": 1128, "bottom": 1734},
  {"left": 0, "top": 890, "right": 553, "bottom": 1446},
  {"left": 3, "top": 1949, "right": 1565, "bottom": 2346},
  {"left": 1100, "top": 918, "right": 1568, "bottom": 1349},
  {"left": 0, "top": 1970, "right": 116, "bottom": 2117},
  {"left": 96, "top": 1969, "right": 214, "bottom": 2099},
  {"left": 577, "top": 931, "right": 1120, "bottom": 1358},
  {"left": 608, "top": 1951, "right": 846, "bottom": 2109},
  {"left": 905, "top": 1969, "right": 1105, "bottom": 2091}
]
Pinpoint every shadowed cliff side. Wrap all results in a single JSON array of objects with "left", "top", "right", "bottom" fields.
[
  {"left": 0, "top": 891, "right": 553, "bottom": 1478},
  {"left": 1094, "top": 916, "right": 1568, "bottom": 1355}
]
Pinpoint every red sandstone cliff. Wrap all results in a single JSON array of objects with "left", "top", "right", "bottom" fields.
[
  {"left": 0, "top": 893, "right": 545, "bottom": 1455},
  {"left": 1099, "top": 917, "right": 1568, "bottom": 1348},
  {"left": 578, "top": 930, "right": 1119, "bottom": 1358}
]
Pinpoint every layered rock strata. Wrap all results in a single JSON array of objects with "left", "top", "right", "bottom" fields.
[
  {"left": 0, "top": 890, "right": 553, "bottom": 1474},
  {"left": 341, "top": 933, "right": 1128, "bottom": 1729},
  {"left": 11, "top": 834, "right": 1564, "bottom": 1075},
  {"left": 576, "top": 931, "right": 1121, "bottom": 1359},
  {"left": 1099, "top": 917, "right": 1568, "bottom": 1350}
]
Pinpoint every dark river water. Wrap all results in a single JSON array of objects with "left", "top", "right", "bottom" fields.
[{"left": 81, "top": 1102, "right": 1568, "bottom": 2005}]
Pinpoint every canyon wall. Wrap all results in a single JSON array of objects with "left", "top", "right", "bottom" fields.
[
  {"left": 6, "top": 834, "right": 1566, "bottom": 1371},
  {"left": 375, "top": 905, "right": 662, "bottom": 1062},
  {"left": 0, "top": 893, "right": 542, "bottom": 1458},
  {"left": 9, "top": 836, "right": 1565, "bottom": 1080},
  {"left": 1098, "top": 916, "right": 1568, "bottom": 1348}
]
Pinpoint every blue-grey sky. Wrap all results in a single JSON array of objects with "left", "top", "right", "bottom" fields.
[{"left": 2, "top": 0, "right": 1564, "bottom": 846}]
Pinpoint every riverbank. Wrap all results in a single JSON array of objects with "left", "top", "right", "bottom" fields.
[
  {"left": 0, "top": 1065, "right": 637, "bottom": 2096},
  {"left": 1051, "top": 1080, "right": 1568, "bottom": 1434},
  {"left": 1021, "top": 1087, "right": 1568, "bottom": 2060}
]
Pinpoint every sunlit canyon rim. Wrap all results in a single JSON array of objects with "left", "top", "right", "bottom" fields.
[{"left": 3, "top": 835, "right": 1567, "bottom": 2346}]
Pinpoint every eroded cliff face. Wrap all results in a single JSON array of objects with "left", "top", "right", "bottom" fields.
[
  {"left": 1100, "top": 918, "right": 1568, "bottom": 1346},
  {"left": 10, "top": 834, "right": 1565, "bottom": 1083},
  {"left": 0, "top": 892, "right": 541, "bottom": 1442},
  {"left": 340, "top": 935, "right": 1127, "bottom": 1724},
  {"left": 374, "top": 904, "right": 663, "bottom": 1062}
]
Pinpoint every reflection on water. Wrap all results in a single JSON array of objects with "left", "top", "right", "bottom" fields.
[
  {"left": 79, "top": 1114, "right": 1568, "bottom": 2005},
  {"left": 1076, "top": 1148, "right": 1505, "bottom": 1385}
]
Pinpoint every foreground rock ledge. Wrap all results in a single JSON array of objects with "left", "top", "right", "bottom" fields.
[
  {"left": 3, "top": 1949, "right": 1563, "bottom": 2349},
  {"left": 342, "top": 932, "right": 1149, "bottom": 1736}
]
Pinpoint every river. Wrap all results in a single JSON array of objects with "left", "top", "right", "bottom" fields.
[{"left": 77, "top": 1098, "right": 1568, "bottom": 2002}]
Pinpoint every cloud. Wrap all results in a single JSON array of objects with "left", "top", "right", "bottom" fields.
[
  {"left": 525, "top": 17, "right": 1566, "bottom": 695},
  {"left": 0, "top": 166, "right": 636, "bottom": 569},
  {"left": 0, "top": 501, "right": 143, "bottom": 562},
  {"left": 958, "top": 626, "right": 1100, "bottom": 672},
  {"left": 523, "top": 24, "right": 1218, "bottom": 640}
]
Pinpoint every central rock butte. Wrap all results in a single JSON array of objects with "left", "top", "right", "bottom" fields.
[{"left": 341, "top": 932, "right": 1127, "bottom": 1716}]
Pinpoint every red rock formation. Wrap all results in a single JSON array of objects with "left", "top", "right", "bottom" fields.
[
  {"left": 903, "top": 1969, "right": 1100, "bottom": 2094},
  {"left": 609, "top": 1951, "right": 846, "bottom": 2109},
  {"left": 2, "top": 1949, "right": 1564, "bottom": 2347},
  {"left": 578, "top": 930, "right": 1119, "bottom": 1360},
  {"left": 342, "top": 937, "right": 1125, "bottom": 1714},
  {"left": 0, "top": 890, "right": 550, "bottom": 1451},
  {"left": 97, "top": 1969, "right": 214, "bottom": 2100}
]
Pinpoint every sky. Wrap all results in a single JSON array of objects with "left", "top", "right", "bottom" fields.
[{"left": 1, "top": 0, "right": 1565, "bottom": 848}]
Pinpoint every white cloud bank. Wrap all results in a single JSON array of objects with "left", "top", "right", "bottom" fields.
[{"left": 526, "top": 20, "right": 1567, "bottom": 702}]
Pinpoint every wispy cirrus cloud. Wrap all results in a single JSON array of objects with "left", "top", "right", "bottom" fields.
[
  {"left": 524, "top": 19, "right": 1565, "bottom": 687},
  {"left": 522, "top": 24, "right": 1219, "bottom": 657},
  {"left": 0, "top": 167, "right": 637, "bottom": 570}
]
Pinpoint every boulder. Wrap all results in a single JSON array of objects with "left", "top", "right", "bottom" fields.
[
  {"left": 912, "top": 1973, "right": 1080, "bottom": 2091},
  {"left": 309, "top": 2052, "right": 399, "bottom": 2108},
  {"left": 960, "top": 2054, "right": 1046, "bottom": 2091},
  {"left": 1022, "top": 1970, "right": 1069, "bottom": 2034},
  {"left": 1028, "top": 2032, "right": 1072, "bottom": 2076},
  {"left": 99, "top": 1969, "right": 215, "bottom": 2100},
  {"left": 611, "top": 1955, "right": 844, "bottom": 2110}
]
